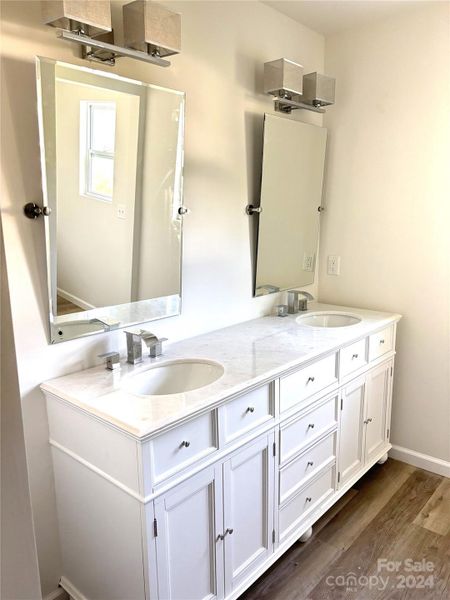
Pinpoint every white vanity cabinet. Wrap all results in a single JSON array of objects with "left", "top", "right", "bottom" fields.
[
  {"left": 42, "top": 314, "right": 399, "bottom": 600},
  {"left": 153, "top": 432, "right": 275, "bottom": 600}
]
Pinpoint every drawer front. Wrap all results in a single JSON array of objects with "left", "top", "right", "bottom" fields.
[
  {"left": 369, "top": 326, "right": 394, "bottom": 362},
  {"left": 220, "top": 384, "right": 274, "bottom": 445},
  {"left": 279, "top": 433, "right": 336, "bottom": 504},
  {"left": 151, "top": 412, "right": 217, "bottom": 482},
  {"left": 280, "top": 394, "right": 338, "bottom": 465},
  {"left": 280, "top": 353, "right": 337, "bottom": 413},
  {"left": 279, "top": 467, "right": 335, "bottom": 542},
  {"left": 340, "top": 338, "right": 368, "bottom": 378}
]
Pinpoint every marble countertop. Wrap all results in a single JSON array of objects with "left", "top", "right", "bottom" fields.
[{"left": 41, "top": 303, "right": 401, "bottom": 439}]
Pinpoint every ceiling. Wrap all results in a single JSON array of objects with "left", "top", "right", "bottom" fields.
[{"left": 262, "top": 1, "right": 427, "bottom": 35}]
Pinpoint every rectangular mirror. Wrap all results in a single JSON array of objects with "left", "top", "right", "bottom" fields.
[
  {"left": 36, "top": 58, "right": 185, "bottom": 343},
  {"left": 254, "top": 114, "right": 327, "bottom": 296}
]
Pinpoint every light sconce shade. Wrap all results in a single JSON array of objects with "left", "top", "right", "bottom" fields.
[
  {"left": 302, "top": 72, "right": 336, "bottom": 108},
  {"left": 123, "top": 0, "right": 181, "bottom": 58},
  {"left": 264, "top": 58, "right": 303, "bottom": 100},
  {"left": 41, "top": 0, "right": 112, "bottom": 37}
]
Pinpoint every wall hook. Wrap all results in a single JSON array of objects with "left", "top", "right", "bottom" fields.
[{"left": 24, "top": 202, "right": 51, "bottom": 219}]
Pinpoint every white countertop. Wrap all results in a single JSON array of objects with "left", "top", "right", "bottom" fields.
[{"left": 41, "top": 303, "right": 401, "bottom": 439}]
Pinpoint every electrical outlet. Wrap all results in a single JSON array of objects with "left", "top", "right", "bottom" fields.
[
  {"left": 303, "top": 253, "right": 315, "bottom": 272},
  {"left": 327, "top": 255, "right": 341, "bottom": 276},
  {"left": 117, "top": 204, "right": 126, "bottom": 219}
]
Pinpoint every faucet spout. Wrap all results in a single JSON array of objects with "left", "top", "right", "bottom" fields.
[{"left": 287, "top": 290, "right": 314, "bottom": 314}]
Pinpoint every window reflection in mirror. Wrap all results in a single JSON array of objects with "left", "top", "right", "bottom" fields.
[
  {"left": 254, "top": 114, "right": 327, "bottom": 296},
  {"left": 36, "top": 58, "right": 185, "bottom": 342}
]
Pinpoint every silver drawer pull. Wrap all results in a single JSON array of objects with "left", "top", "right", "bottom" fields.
[
  {"left": 180, "top": 440, "right": 191, "bottom": 448},
  {"left": 307, "top": 423, "right": 315, "bottom": 430},
  {"left": 307, "top": 376, "right": 315, "bottom": 384},
  {"left": 352, "top": 353, "right": 359, "bottom": 359},
  {"left": 246, "top": 406, "right": 255, "bottom": 413},
  {"left": 379, "top": 339, "right": 385, "bottom": 344},
  {"left": 225, "top": 528, "right": 234, "bottom": 536},
  {"left": 307, "top": 461, "right": 314, "bottom": 467},
  {"left": 305, "top": 497, "right": 312, "bottom": 503},
  {"left": 217, "top": 533, "right": 224, "bottom": 541}
]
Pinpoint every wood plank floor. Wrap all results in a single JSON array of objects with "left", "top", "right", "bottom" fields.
[
  {"left": 242, "top": 460, "right": 450, "bottom": 600},
  {"left": 57, "top": 295, "right": 83, "bottom": 316}
]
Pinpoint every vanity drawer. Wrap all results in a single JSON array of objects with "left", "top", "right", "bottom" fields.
[
  {"left": 219, "top": 384, "right": 274, "bottom": 445},
  {"left": 279, "top": 466, "right": 335, "bottom": 542},
  {"left": 279, "top": 394, "right": 338, "bottom": 465},
  {"left": 150, "top": 412, "right": 217, "bottom": 483},
  {"left": 280, "top": 353, "right": 337, "bottom": 413},
  {"left": 369, "top": 326, "right": 394, "bottom": 362},
  {"left": 340, "top": 338, "right": 368, "bottom": 378},
  {"left": 279, "top": 432, "right": 336, "bottom": 505}
]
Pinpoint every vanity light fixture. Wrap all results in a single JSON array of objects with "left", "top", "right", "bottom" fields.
[
  {"left": 41, "top": 0, "right": 172, "bottom": 67},
  {"left": 264, "top": 58, "right": 335, "bottom": 114},
  {"left": 123, "top": 0, "right": 181, "bottom": 58}
]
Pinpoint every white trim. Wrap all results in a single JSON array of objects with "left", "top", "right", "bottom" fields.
[
  {"left": 43, "top": 587, "right": 67, "bottom": 600},
  {"left": 389, "top": 445, "right": 450, "bottom": 478},
  {"left": 59, "top": 577, "right": 88, "bottom": 600},
  {"left": 57, "top": 288, "right": 96, "bottom": 311}
]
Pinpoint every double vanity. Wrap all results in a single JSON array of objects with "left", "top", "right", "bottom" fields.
[{"left": 42, "top": 303, "right": 400, "bottom": 600}]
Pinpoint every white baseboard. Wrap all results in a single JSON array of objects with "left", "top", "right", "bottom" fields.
[
  {"left": 43, "top": 587, "right": 68, "bottom": 600},
  {"left": 59, "top": 577, "right": 88, "bottom": 600},
  {"left": 57, "top": 288, "right": 96, "bottom": 311},
  {"left": 390, "top": 445, "right": 450, "bottom": 478}
]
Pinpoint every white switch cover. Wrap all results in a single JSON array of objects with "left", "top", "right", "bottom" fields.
[
  {"left": 117, "top": 204, "right": 126, "bottom": 219},
  {"left": 327, "top": 255, "right": 341, "bottom": 276},
  {"left": 303, "top": 253, "right": 315, "bottom": 272}
]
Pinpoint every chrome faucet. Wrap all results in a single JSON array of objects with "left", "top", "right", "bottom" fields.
[
  {"left": 141, "top": 331, "right": 168, "bottom": 358},
  {"left": 125, "top": 331, "right": 144, "bottom": 364},
  {"left": 287, "top": 290, "right": 314, "bottom": 314},
  {"left": 125, "top": 329, "right": 168, "bottom": 364}
]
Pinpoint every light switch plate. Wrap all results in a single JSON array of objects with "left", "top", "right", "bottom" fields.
[
  {"left": 303, "top": 253, "right": 315, "bottom": 272},
  {"left": 327, "top": 255, "right": 341, "bottom": 275}
]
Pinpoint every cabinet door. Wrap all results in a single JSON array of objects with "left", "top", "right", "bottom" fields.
[
  {"left": 338, "top": 376, "right": 366, "bottom": 486},
  {"left": 154, "top": 465, "right": 224, "bottom": 600},
  {"left": 364, "top": 361, "right": 391, "bottom": 463},
  {"left": 223, "top": 433, "right": 275, "bottom": 596}
]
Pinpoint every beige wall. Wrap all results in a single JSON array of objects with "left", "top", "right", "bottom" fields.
[
  {"left": 0, "top": 1, "right": 324, "bottom": 595},
  {"left": 319, "top": 3, "right": 450, "bottom": 464}
]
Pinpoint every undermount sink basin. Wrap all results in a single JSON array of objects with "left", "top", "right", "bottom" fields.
[
  {"left": 296, "top": 311, "right": 362, "bottom": 328},
  {"left": 122, "top": 359, "right": 225, "bottom": 396}
]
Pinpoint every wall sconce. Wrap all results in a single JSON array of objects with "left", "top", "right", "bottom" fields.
[
  {"left": 264, "top": 58, "right": 335, "bottom": 114},
  {"left": 123, "top": 0, "right": 181, "bottom": 58},
  {"left": 42, "top": 0, "right": 112, "bottom": 37},
  {"left": 264, "top": 58, "right": 303, "bottom": 101},
  {"left": 41, "top": 0, "right": 178, "bottom": 68}
]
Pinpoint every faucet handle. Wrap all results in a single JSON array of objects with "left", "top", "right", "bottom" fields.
[{"left": 98, "top": 351, "right": 120, "bottom": 371}]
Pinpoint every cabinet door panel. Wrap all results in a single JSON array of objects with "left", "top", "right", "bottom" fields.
[
  {"left": 154, "top": 465, "right": 224, "bottom": 600},
  {"left": 223, "top": 434, "right": 274, "bottom": 596},
  {"left": 365, "top": 362, "right": 391, "bottom": 462},
  {"left": 338, "top": 377, "right": 365, "bottom": 486}
]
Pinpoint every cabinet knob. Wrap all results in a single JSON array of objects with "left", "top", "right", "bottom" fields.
[
  {"left": 379, "top": 339, "right": 385, "bottom": 344},
  {"left": 180, "top": 440, "right": 191, "bottom": 448},
  {"left": 225, "top": 528, "right": 234, "bottom": 536},
  {"left": 307, "top": 461, "right": 314, "bottom": 467},
  {"left": 217, "top": 533, "right": 225, "bottom": 541},
  {"left": 246, "top": 406, "right": 255, "bottom": 413},
  {"left": 367, "top": 417, "right": 373, "bottom": 423},
  {"left": 307, "top": 423, "right": 315, "bottom": 430},
  {"left": 352, "top": 353, "right": 359, "bottom": 359},
  {"left": 305, "top": 497, "right": 312, "bottom": 503},
  {"left": 307, "top": 376, "right": 315, "bottom": 384}
]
